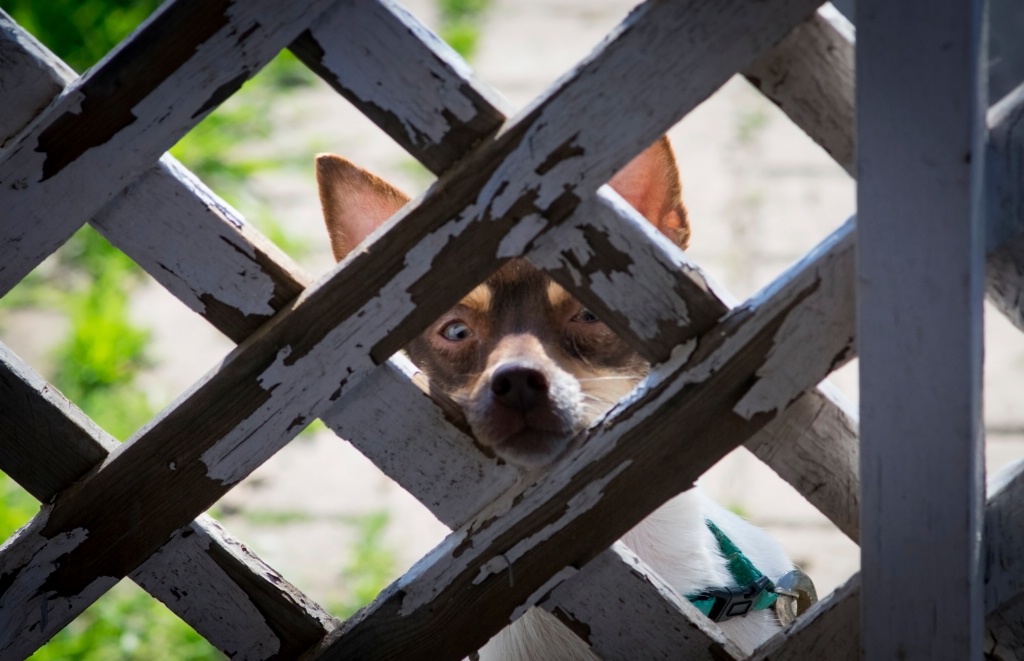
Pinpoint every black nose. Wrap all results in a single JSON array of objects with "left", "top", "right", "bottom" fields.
[{"left": 491, "top": 365, "right": 549, "bottom": 411}]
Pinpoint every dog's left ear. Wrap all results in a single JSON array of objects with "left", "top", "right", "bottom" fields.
[
  {"left": 316, "top": 154, "right": 411, "bottom": 261},
  {"left": 609, "top": 136, "right": 690, "bottom": 249}
]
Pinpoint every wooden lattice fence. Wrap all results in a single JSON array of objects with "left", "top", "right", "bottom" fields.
[{"left": 0, "top": 0, "right": 1021, "bottom": 659}]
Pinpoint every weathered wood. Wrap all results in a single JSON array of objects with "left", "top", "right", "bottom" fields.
[
  {"left": 307, "top": 219, "right": 857, "bottom": 660},
  {"left": 0, "top": 9, "right": 76, "bottom": 145},
  {"left": 321, "top": 355, "right": 522, "bottom": 527},
  {"left": 984, "top": 459, "right": 1024, "bottom": 615},
  {"left": 742, "top": 4, "right": 855, "bottom": 176},
  {"left": 132, "top": 515, "right": 338, "bottom": 659},
  {"left": 0, "top": 0, "right": 824, "bottom": 651},
  {"left": 741, "top": 6, "right": 1024, "bottom": 335},
  {"left": 738, "top": 462, "right": 1024, "bottom": 658},
  {"left": 0, "top": 0, "right": 340, "bottom": 297},
  {"left": 0, "top": 344, "right": 118, "bottom": 503},
  {"left": 0, "top": 343, "right": 338, "bottom": 658},
  {"left": 533, "top": 198, "right": 862, "bottom": 541},
  {"left": 290, "top": 0, "right": 508, "bottom": 177},
  {"left": 985, "top": 82, "right": 1024, "bottom": 332},
  {"left": 0, "top": 11, "right": 309, "bottom": 346},
  {"left": 857, "top": 0, "right": 986, "bottom": 657},
  {"left": 986, "top": 593, "right": 1024, "bottom": 660},
  {"left": 298, "top": 0, "right": 863, "bottom": 546},
  {"left": 93, "top": 156, "right": 309, "bottom": 343},
  {"left": 538, "top": 543, "right": 745, "bottom": 660},
  {"left": 748, "top": 574, "right": 862, "bottom": 661}
]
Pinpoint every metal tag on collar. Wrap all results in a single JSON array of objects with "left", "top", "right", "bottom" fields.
[
  {"left": 773, "top": 569, "right": 818, "bottom": 626},
  {"left": 704, "top": 575, "right": 774, "bottom": 622}
]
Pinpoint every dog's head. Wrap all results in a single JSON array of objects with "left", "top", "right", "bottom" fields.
[{"left": 317, "top": 139, "right": 687, "bottom": 468}]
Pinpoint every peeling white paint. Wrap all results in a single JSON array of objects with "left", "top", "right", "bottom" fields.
[
  {"left": 510, "top": 567, "right": 579, "bottom": 621},
  {"left": 95, "top": 157, "right": 282, "bottom": 320},
  {"left": 0, "top": 517, "right": 118, "bottom": 654},
  {"left": 498, "top": 214, "right": 548, "bottom": 257},
  {"left": 734, "top": 223, "right": 854, "bottom": 419},
  {"left": 397, "top": 530, "right": 468, "bottom": 616},
  {"left": 256, "top": 345, "right": 293, "bottom": 392},
  {"left": 134, "top": 517, "right": 282, "bottom": 658},
  {"left": 473, "top": 460, "right": 631, "bottom": 586},
  {"left": 311, "top": 0, "right": 487, "bottom": 149}
]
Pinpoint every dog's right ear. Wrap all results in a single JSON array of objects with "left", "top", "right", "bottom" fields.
[{"left": 316, "top": 154, "right": 411, "bottom": 261}]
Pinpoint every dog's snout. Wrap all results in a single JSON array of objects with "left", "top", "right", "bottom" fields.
[{"left": 491, "top": 365, "right": 549, "bottom": 411}]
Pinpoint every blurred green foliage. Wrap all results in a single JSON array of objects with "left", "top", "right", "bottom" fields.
[
  {"left": 335, "top": 512, "right": 398, "bottom": 618},
  {"left": 437, "top": 0, "right": 491, "bottom": 58},
  {"left": 0, "top": 0, "right": 418, "bottom": 655},
  {"left": 0, "top": 0, "right": 161, "bottom": 72}
]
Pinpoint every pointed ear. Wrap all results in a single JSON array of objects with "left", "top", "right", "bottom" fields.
[
  {"left": 316, "top": 154, "right": 411, "bottom": 261},
  {"left": 608, "top": 136, "right": 690, "bottom": 249}
]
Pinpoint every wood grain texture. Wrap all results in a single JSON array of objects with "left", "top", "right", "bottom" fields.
[
  {"left": 984, "top": 459, "right": 1024, "bottom": 616},
  {"left": 743, "top": 4, "right": 855, "bottom": 176},
  {"left": 985, "top": 593, "right": 1024, "bottom": 660},
  {"left": 737, "top": 464, "right": 1024, "bottom": 658},
  {"left": 0, "top": 344, "right": 337, "bottom": 658},
  {"left": 302, "top": 0, "right": 862, "bottom": 548},
  {"left": 93, "top": 156, "right": 309, "bottom": 343},
  {"left": 985, "top": 83, "right": 1024, "bottom": 331},
  {"left": 307, "top": 216, "right": 856, "bottom": 660},
  {"left": 0, "top": 10, "right": 76, "bottom": 145},
  {"left": 0, "top": 343, "right": 118, "bottom": 503},
  {"left": 857, "top": 0, "right": 986, "bottom": 656},
  {"left": 0, "top": 12, "right": 310, "bottom": 346},
  {"left": 538, "top": 543, "right": 745, "bottom": 660},
  {"left": 0, "top": 0, "right": 824, "bottom": 649},
  {"left": 749, "top": 574, "right": 862, "bottom": 661},
  {"left": 0, "top": 0, "right": 340, "bottom": 297},
  {"left": 290, "top": 0, "right": 509, "bottom": 176},
  {"left": 533, "top": 197, "right": 861, "bottom": 541},
  {"left": 320, "top": 354, "right": 522, "bottom": 527}
]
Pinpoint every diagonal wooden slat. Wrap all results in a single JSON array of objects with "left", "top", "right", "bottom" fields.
[
  {"left": 308, "top": 219, "right": 857, "bottom": 660},
  {"left": 0, "top": 343, "right": 339, "bottom": 658},
  {"left": 747, "top": 6, "right": 1024, "bottom": 335},
  {"left": 749, "top": 460, "right": 1024, "bottom": 658},
  {"left": 0, "top": 0, "right": 825, "bottom": 654},
  {"left": 0, "top": 0, "right": 340, "bottom": 297},
  {"left": 290, "top": 0, "right": 507, "bottom": 177},
  {"left": 4, "top": 1, "right": 1019, "bottom": 658},
  {"left": 538, "top": 543, "right": 747, "bottom": 660},
  {"left": 743, "top": 4, "right": 855, "bottom": 176},
  {"left": 531, "top": 194, "right": 862, "bottom": 541},
  {"left": 295, "top": 0, "right": 862, "bottom": 546},
  {"left": 0, "top": 19, "right": 341, "bottom": 659},
  {"left": 985, "top": 82, "right": 1024, "bottom": 332}
]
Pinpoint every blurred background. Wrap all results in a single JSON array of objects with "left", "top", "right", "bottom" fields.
[{"left": 1, "top": 0, "right": 1022, "bottom": 658}]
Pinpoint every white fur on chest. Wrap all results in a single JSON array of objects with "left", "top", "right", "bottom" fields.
[{"left": 477, "top": 487, "right": 792, "bottom": 660}]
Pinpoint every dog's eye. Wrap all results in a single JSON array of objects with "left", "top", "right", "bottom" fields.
[
  {"left": 572, "top": 308, "right": 600, "bottom": 323},
  {"left": 440, "top": 320, "right": 473, "bottom": 341}
]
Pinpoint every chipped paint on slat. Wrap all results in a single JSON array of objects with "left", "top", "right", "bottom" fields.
[
  {"left": 0, "top": 0, "right": 340, "bottom": 297},
  {"left": 497, "top": 214, "right": 548, "bottom": 257},
  {"left": 734, "top": 220, "right": 855, "bottom": 419},
  {"left": 474, "top": 461, "right": 631, "bottom": 586},
  {"left": 0, "top": 517, "right": 115, "bottom": 650},
  {"left": 510, "top": 567, "right": 579, "bottom": 622},
  {"left": 396, "top": 530, "right": 468, "bottom": 616}
]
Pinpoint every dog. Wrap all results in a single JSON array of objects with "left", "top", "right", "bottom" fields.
[{"left": 316, "top": 137, "right": 796, "bottom": 658}]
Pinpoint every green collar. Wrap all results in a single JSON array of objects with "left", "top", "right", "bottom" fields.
[{"left": 686, "top": 520, "right": 778, "bottom": 622}]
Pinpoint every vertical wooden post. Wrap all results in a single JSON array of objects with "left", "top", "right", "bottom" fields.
[{"left": 857, "top": 0, "right": 986, "bottom": 658}]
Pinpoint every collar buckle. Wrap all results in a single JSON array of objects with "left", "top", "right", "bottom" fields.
[{"left": 696, "top": 575, "right": 774, "bottom": 622}]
